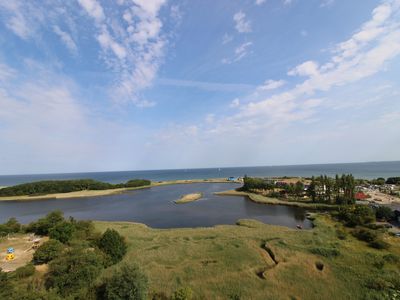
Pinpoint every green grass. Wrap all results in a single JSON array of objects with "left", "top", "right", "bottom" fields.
[{"left": 94, "top": 216, "right": 400, "bottom": 299}]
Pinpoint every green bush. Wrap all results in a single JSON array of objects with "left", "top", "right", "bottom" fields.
[
  {"left": 98, "top": 229, "right": 127, "bottom": 265},
  {"left": 336, "top": 229, "right": 347, "bottom": 240},
  {"left": 27, "top": 211, "right": 65, "bottom": 235},
  {"left": 124, "top": 179, "right": 151, "bottom": 188},
  {"left": 0, "top": 217, "right": 22, "bottom": 237},
  {"left": 102, "top": 264, "right": 148, "bottom": 300},
  {"left": 338, "top": 205, "right": 376, "bottom": 227},
  {"left": 383, "top": 254, "right": 399, "bottom": 264},
  {"left": 171, "top": 287, "right": 193, "bottom": 300},
  {"left": 352, "top": 228, "right": 378, "bottom": 243},
  {"left": 309, "top": 247, "right": 340, "bottom": 257},
  {"left": 369, "top": 239, "right": 390, "bottom": 250},
  {"left": 33, "top": 239, "right": 64, "bottom": 264},
  {"left": 49, "top": 221, "right": 75, "bottom": 243},
  {"left": 374, "top": 206, "right": 394, "bottom": 221},
  {"left": 46, "top": 249, "right": 104, "bottom": 296},
  {"left": 15, "top": 263, "right": 35, "bottom": 278}
]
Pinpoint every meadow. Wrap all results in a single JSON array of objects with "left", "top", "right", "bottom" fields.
[{"left": 95, "top": 215, "right": 400, "bottom": 299}]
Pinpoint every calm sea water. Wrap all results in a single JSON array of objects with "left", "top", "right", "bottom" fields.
[
  {"left": 0, "top": 183, "right": 312, "bottom": 229},
  {"left": 0, "top": 161, "right": 399, "bottom": 186}
]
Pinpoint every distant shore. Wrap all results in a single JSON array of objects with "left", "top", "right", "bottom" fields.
[{"left": 0, "top": 178, "right": 240, "bottom": 201}]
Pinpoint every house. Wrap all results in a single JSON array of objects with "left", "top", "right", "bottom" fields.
[
  {"left": 227, "top": 177, "right": 237, "bottom": 181},
  {"left": 355, "top": 191, "right": 368, "bottom": 201}
]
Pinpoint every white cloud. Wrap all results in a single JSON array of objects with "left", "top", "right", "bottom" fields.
[
  {"left": 53, "top": 25, "right": 78, "bottom": 55},
  {"left": 320, "top": 0, "right": 334, "bottom": 7},
  {"left": 230, "top": 98, "right": 240, "bottom": 108},
  {"left": 255, "top": 0, "right": 266, "bottom": 5},
  {"left": 258, "top": 80, "right": 286, "bottom": 91},
  {"left": 77, "top": 0, "right": 105, "bottom": 23},
  {"left": 222, "top": 33, "right": 233, "bottom": 44},
  {"left": 233, "top": 11, "right": 252, "bottom": 33},
  {"left": 288, "top": 61, "right": 319, "bottom": 77},
  {"left": 223, "top": 42, "right": 253, "bottom": 64}
]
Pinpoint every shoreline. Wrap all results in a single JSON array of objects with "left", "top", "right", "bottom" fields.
[
  {"left": 0, "top": 178, "right": 240, "bottom": 201},
  {"left": 215, "top": 190, "right": 339, "bottom": 210}
]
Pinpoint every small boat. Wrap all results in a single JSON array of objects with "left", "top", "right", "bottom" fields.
[{"left": 296, "top": 225, "right": 303, "bottom": 229}]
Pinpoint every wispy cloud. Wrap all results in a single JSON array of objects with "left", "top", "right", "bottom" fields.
[
  {"left": 233, "top": 11, "right": 252, "bottom": 33},
  {"left": 222, "top": 41, "right": 253, "bottom": 64},
  {"left": 258, "top": 80, "right": 286, "bottom": 91},
  {"left": 255, "top": 0, "right": 267, "bottom": 5},
  {"left": 157, "top": 78, "right": 255, "bottom": 92},
  {"left": 53, "top": 25, "right": 78, "bottom": 55}
]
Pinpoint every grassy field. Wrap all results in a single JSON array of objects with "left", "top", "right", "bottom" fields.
[{"left": 95, "top": 215, "right": 400, "bottom": 299}]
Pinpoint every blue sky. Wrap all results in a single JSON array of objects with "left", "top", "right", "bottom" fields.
[{"left": 0, "top": 0, "right": 399, "bottom": 174}]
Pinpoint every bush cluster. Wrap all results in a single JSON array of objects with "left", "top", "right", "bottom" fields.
[{"left": 0, "top": 217, "right": 22, "bottom": 237}]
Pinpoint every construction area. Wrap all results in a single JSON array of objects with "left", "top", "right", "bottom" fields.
[{"left": 0, "top": 234, "right": 47, "bottom": 272}]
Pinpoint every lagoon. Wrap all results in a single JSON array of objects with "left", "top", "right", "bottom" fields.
[{"left": 0, "top": 183, "right": 312, "bottom": 229}]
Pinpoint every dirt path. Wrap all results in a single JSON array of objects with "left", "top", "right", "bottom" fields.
[{"left": 0, "top": 234, "right": 47, "bottom": 272}]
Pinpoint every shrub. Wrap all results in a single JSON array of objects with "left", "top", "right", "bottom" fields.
[
  {"left": 309, "top": 247, "right": 340, "bottom": 257},
  {"left": 15, "top": 263, "right": 35, "bottom": 278},
  {"left": 27, "top": 211, "right": 65, "bottom": 235},
  {"left": 46, "top": 249, "right": 104, "bottom": 296},
  {"left": 338, "top": 205, "right": 376, "bottom": 227},
  {"left": 369, "top": 239, "right": 390, "bottom": 250},
  {"left": 124, "top": 179, "right": 151, "bottom": 188},
  {"left": 102, "top": 264, "right": 148, "bottom": 300},
  {"left": 352, "top": 228, "right": 378, "bottom": 243},
  {"left": 98, "top": 229, "right": 127, "bottom": 265},
  {"left": 374, "top": 206, "right": 394, "bottom": 221},
  {"left": 383, "top": 254, "right": 399, "bottom": 264},
  {"left": 336, "top": 229, "right": 347, "bottom": 240},
  {"left": 171, "top": 287, "right": 193, "bottom": 300},
  {"left": 33, "top": 240, "right": 64, "bottom": 264},
  {"left": 49, "top": 221, "right": 75, "bottom": 243},
  {"left": 0, "top": 217, "right": 22, "bottom": 237}
]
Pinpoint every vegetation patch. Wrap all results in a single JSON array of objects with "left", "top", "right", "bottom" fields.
[{"left": 174, "top": 193, "right": 203, "bottom": 204}]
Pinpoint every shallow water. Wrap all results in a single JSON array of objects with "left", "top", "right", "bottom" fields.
[{"left": 0, "top": 183, "right": 312, "bottom": 229}]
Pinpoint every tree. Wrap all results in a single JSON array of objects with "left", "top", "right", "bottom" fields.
[
  {"left": 33, "top": 240, "right": 64, "bottom": 264},
  {"left": 98, "top": 229, "right": 127, "bottom": 265},
  {"left": 294, "top": 181, "right": 304, "bottom": 199},
  {"left": 27, "top": 211, "right": 65, "bottom": 235},
  {"left": 49, "top": 221, "right": 75, "bottom": 243},
  {"left": 308, "top": 177, "right": 316, "bottom": 202},
  {"left": 102, "top": 264, "right": 148, "bottom": 300},
  {"left": 46, "top": 249, "right": 104, "bottom": 296}
]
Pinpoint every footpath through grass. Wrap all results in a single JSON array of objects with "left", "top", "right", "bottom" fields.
[{"left": 95, "top": 215, "right": 400, "bottom": 299}]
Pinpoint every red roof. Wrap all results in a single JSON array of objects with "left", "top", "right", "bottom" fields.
[{"left": 355, "top": 192, "right": 368, "bottom": 200}]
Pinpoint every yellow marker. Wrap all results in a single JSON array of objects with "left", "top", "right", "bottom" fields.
[{"left": 5, "top": 253, "right": 15, "bottom": 261}]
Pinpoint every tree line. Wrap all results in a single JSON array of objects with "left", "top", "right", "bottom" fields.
[
  {"left": 241, "top": 174, "right": 357, "bottom": 204},
  {"left": 308, "top": 174, "right": 356, "bottom": 205},
  {"left": 0, "top": 178, "right": 151, "bottom": 197}
]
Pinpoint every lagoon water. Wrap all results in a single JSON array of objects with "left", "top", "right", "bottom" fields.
[
  {"left": 0, "top": 161, "right": 399, "bottom": 186},
  {"left": 0, "top": 183, "right": 312, "bottom": 229}
]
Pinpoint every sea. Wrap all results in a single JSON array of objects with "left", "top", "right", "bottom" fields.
[{"left": 0, "top": 161, "right": 399, "bottom": 186}]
